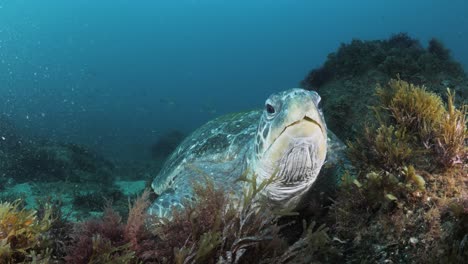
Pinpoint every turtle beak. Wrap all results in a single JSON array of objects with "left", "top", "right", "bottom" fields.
[
  {"left": 303, "top": 115, "right": 325, "bottom": 135},
  {"left": 275, "top": 115, "right": 324, "bottom": 140}
]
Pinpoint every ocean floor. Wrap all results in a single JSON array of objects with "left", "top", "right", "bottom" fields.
[{"left": 2, "top": 179, "right": 146, "bottom": 221}]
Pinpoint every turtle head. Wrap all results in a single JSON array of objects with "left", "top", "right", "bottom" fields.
[{"left": 253, "top": 88, "right": 327, "bottom": 209}]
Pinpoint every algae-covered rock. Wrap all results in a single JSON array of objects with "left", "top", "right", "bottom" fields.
[
  {"left": 329, "top": 78, "right": 467, "bottom": 263},
  {"left": 1, "top": 117, "right": 115, "bottom": 185},
  {"left": 1, "top": 116, "right": 116, "bottom": 185},
  {"left": 301, "top": 33, "right": 468, "bottom": 141},
  {"left": 5, "top": 141, "right": 114, "bottom": 184}
]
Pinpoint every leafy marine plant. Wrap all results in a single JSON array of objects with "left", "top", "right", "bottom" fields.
[
  {"left": 349, "top": 78, "right": 467, "bottom": 171},
  {"left": 376, "top": 78, "right": 445, "bottom": 142},
  {"left": 383, "top": 79, "right": 467, "bottom": 168},
  {"left": 344, "top": 78, "right": 466, "bottom": 219},
  {"left": 147, "top": 173, "right": 286, "bottom": 263},
  {"left": 63, "top": 172, "right": 335, "bottom": 263},
  {"left": 143, "top": 172, "right": 337, "bottom": 263},
  {"left": 64, "top": 205, "right": 132, "bottom": 264},
  {"left": 329, "top": 78, "right": 467, "bottom": 262},
  {"left": 434, "top": 89, "right": 467, "bottom": 167},
  {"left": 0, "top": 200, "right": 53, "bottom": 263},
  {"left": 65, "top": 191, "right": 154, "bottom": 264},
  {"left": 348, "top": 124, "right": 414, "bottom": 172}
]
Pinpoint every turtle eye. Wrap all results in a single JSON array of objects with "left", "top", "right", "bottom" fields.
[{"left": 266, "top": 103, "right": 275, "bottom": 114}]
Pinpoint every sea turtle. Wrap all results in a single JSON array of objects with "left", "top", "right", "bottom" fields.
[{"left": 150, "top": 88, "right": 348, "bottom": 217}]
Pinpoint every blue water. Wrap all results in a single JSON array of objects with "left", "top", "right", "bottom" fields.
[{"left": 1, "top": 0, "right": 467, "bottom": 160}]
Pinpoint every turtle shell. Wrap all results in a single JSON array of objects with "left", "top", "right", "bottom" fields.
[
  {"left": 152, "top": 110, "right": 260, "bottom": 197},
  {"left": 150, "top": 109, "right": 349, "bottom": 216}
]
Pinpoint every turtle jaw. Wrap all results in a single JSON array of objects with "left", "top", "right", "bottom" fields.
[
  {"left": 265, "top": 180, "right": 313, "bottom": 209},
  {"left": 262, "top": 117, "right": 327, "bottom": 178},
  {"left": 259, "top": 118, "right": 327, "bottom": 209}
]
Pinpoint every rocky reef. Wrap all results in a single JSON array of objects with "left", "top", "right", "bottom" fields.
[
  {"left": 1, "top": 115, "right": 114, "bottom": 184},
  {"left": 301, "top": 33, "right": 468, "bottom": 141},
  {"left": 331, "top": 78, "right": 467, "bottom": 263},
  {"left": 0, "top": 116, "right": 145, "bottom": 221}
]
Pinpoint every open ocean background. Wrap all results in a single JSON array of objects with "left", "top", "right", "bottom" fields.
[{"left": 1, "top": 0, "right": 467, "bottom": 161}]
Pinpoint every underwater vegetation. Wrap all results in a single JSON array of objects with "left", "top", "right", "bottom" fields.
[
  {"left": 0, "top": 200, "right": 53, "bottom": 263},
  {"left": 0, "top": 174, "right": 340, "bottom": 263},
  {"left": 298, "top": 34, "right": 466, "bottom": 262},
  {"left": 331, "top": 78, "right": 467, "bottom": 263},
  {"left": 301, "top": 33, "right": 468, "bottom": 141},
  {"left": 348, "top": 78, "right": 467, "bottom": 171},
  {"left": 302, "top": 33, "right": 465, "bottom": 89},
  {"left": 63, "top": 176, "right": 340, "bottom": 264}
]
